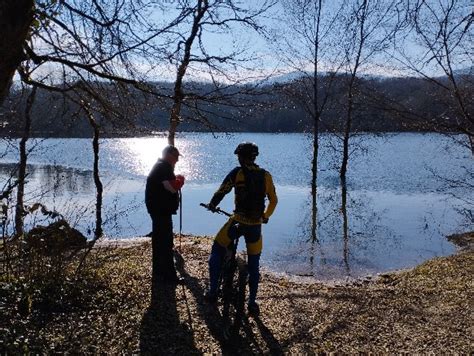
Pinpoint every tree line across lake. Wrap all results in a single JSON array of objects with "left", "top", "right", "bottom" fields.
[{"left": 2, "top": 71, "right": 472, "bottom": 137}]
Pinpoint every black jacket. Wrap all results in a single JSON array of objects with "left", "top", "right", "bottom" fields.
[{"left": 145, "top": 159, "right": 179, "bottom": 216}]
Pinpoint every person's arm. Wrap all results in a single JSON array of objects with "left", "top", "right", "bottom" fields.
[
  {"left": 163, "top": 180, "right": 177, "bottom": 193},
  {"left": 263, "top": 171, "right": 278, "bottom": 221},
  {"left": 163, "top": 174, "right": 185, "bottom": 193},
  {"left": 209, "top": 168, "right": 238, "bottom": 208}
]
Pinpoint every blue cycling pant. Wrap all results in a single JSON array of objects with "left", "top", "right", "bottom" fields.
[{"left": 208, "top": 219, "right": 262, "bottom": 304}]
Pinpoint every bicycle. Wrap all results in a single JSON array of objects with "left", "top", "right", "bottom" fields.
[{"left": 200, "top": 203, "right": 248, "bottom": 339}]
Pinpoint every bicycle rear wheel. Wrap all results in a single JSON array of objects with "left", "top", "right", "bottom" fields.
[{"left": 221, "top": 256, "right": 248, "bottom": 339}]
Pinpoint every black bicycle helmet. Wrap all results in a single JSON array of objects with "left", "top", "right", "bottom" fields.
[{"left": 234, "top": 142, "right": 259, "bottom": 158}]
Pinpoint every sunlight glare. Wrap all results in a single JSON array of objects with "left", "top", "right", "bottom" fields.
[
  {"left": 119, "top": 136, "right": 195, "bottom": 180},
  {"left": 123, "top": 137, "right": 168, "bottom": 176}
]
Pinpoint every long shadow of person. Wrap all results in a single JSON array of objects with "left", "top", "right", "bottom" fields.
[
  {"left": 139, "top": 262, "right": 199, "bottom": 355},
  {"left": 238, "top": 312, "right": 285, "bottom": 355},
  {"left": 254, "top": 316, "right": 285, "bottom": 355},
  {"left": 174, "top": 251, "right": 283, "bottom": 354}
]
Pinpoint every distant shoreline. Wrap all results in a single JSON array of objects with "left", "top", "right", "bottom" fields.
[{"left": 0, "top": 130, "right": 465, "bottom": 139}]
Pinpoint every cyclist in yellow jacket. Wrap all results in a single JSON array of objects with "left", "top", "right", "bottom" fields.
[{"left": 205, "top": 142, "right": 278, "bottom": 316}]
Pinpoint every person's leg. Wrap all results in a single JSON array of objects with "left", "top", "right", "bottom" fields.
[
  {"left": 208, "top": 219, "right": 240, "bottom": 297},
  {"left": 247, "top": 253, "right": 261, "bottom": 304},
  {"left": 208, "top": 242, "right": 226, "bottom": 298},
  {"left": 244, "top": 224, "right": 262, "bottom": 308},
  {"left": 161, "top": 214, "right": 176, "bottom": 280},
  {"left": 153, "top": 214, "right": 175, "bottom": 281},
  {"left": 151, "top": 215, "right": 161, "bottom": 288}
]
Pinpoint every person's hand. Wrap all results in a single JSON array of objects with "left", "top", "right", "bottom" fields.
[
  {"left": 208, "top": 202, "right": 218, "bottom": 213},
  {"left": 176, "top": 174, "right": 185, "bottom": 185},
  {"left": 262, "top": 217, "right": 269, "bottom": 224},
  {"left": 170, "top": 175, "right": 185, "bottom": 191}
]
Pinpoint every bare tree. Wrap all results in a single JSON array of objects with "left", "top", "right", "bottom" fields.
[
  {"left": 393, "top": 0, "right": 473, "bottom": 154},
  {"left": 83, "top": 103, "right": 103, "bottom": 240},
  {"left": 338, "top": 0, "right": 404, "bottom": 183},
  {"left": 168, "top": 0, "right": 210, "bottom": 146},
  {"left": 165, "top": 0, "right": 275, "bottom": 145},
  {"left": 0, "top": 1, "right": 195, "bottom": 277},
  {"left": 277, "top": 0, "right": 345, "bottom": 242},
  {"left": 6, "top": 0, "right": 192, "bottom": 102},
  {"left": 6, "top": 0, "right": 163, "bottom": 243}
]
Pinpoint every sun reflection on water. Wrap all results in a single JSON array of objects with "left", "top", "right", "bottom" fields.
[
  {"left": 119, "top": 137, "right": 168, "bottom": 175},
  {"left": 117, "top": 136, "right": 201, "bottom": 181}
]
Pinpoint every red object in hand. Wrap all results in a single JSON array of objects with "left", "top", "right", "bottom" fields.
[{"left": 170, "top": 175, "right": 185, "bottom": 190}]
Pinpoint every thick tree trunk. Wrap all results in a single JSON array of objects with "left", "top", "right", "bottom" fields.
[
  {"left": 0, "top": 0, "right": 34, "bottom": 105},
  {"left": 15, "top": 86, "right": 36, "bottom": 237}
]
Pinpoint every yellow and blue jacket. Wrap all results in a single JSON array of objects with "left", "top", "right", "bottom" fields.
[{"left": 210, "top": 163, "right": 278, "bottom": 225}]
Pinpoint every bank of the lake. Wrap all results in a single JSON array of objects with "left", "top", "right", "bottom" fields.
[{"left": 2, "top": 233, "right": 472, "bottom": 354}]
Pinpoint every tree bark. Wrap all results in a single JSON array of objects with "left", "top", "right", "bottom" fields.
[
  {"left": 15, "top": 85, "right": 37, "bottom": 237},
  {"left": 0, "top": 0, "right": 34, "bottom": 105}
]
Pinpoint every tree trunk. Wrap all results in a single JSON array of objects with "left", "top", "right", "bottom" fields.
[
  {"left": 15, "top": 85, "right": 37, "bottom": 237},
  {"left": 85, "top": 109, "right": 103, "bottom": 240},
  {"left": 340, "top": 0, "right": 367, "bottom": 182},
  {"left": 310, "top": 0, "right": 322, "bottom": 243},
  {"left": 0, "top": 0, "right": 34, "bottom": 105},
  {"left": 340, "top": 84, "right": 354, "bottom": 182},
  {"left": 341, "top": 181, "right": 349, "bottom": 273},
  {"left": 168, "top": 0, "right": 208, "bottom": 146},
  {"left": 339, "top": 0, "right": 367, "bottom": 275},
  {"left": 74, "top": 105, "right": 103, "bottom": 275}
]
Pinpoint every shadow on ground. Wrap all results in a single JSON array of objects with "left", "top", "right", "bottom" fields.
[
  {"left": 139, "top": 251, "right": 284, "bottom": 355},
  {"left": 139, "top": 281, "right": 200, "bottom": 355}
]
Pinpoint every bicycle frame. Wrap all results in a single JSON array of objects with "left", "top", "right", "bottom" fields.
[{"left": 201, "top": 203, "right": 248, "bottom": 338}]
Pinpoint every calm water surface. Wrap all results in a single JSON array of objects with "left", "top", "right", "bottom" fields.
[{"left": 0, "top": 133, "right": 472, "bottom": 280}]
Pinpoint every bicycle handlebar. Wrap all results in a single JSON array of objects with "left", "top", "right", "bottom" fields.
[{"left": 200, "top": 203, "right": 232, "bottom": 217}]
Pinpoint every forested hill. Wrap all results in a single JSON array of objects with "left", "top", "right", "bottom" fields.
[{"left": 1, "top": 72, "right": 472, "bottom": 137}]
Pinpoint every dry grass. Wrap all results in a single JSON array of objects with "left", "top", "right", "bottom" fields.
[{"left": 1, "top": 235, "right": 472, "bottom": 354}]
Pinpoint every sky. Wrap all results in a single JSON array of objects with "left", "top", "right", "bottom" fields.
[
  {"left": 26, "top": 0, "right": 474, "bottom": 85},
  {"left": 134, "top": 0, "right": 471, "bottom": 80}
]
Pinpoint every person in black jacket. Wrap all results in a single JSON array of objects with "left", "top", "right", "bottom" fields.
[{"left": 145, "top": 145, "right": 185, "bottom": 286}]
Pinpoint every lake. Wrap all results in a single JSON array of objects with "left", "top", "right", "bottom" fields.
[{"left": 0, "top": 133, "right": 472, "bottom": 280}]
